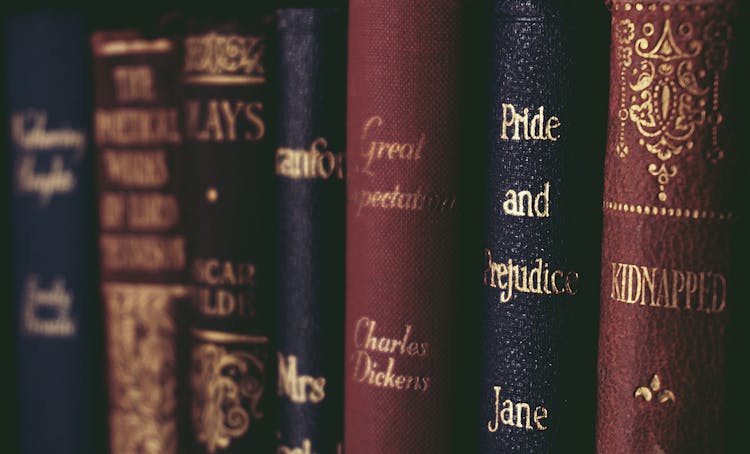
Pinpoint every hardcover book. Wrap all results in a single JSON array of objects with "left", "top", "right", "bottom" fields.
[
  {"left": 5, "top": 10, "right": 104, "bottom": 454},
  {"left": 275, "top": 7, "right": 346, "bottom": 454},
  {"left": 92, "top": 30, "right": 186, "bottom": 454},
  {"left": 598, "top": 1, "right": 739, "bottom": 452},
  {"left": 180, "top": 12, "right": 277, "bottom": 454},
  {"left": 478, "top": 1, "right": 604, "bottom": 452},
  {"left": 344, "top": 1, "right": 473, "bottom": 452}
]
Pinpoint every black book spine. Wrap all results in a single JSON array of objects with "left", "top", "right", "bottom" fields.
[
  {"left": 274, "top": 7, "right": 346, "bottom": 454},
  {"left": 4, "top": 10, "right": 104, "bottom": 454},
  {"left": 478, "top": 1, "right": 600, "bottom": 452},
  {"left": 180, "top": 12, "right": 277, "bottom": 454}
]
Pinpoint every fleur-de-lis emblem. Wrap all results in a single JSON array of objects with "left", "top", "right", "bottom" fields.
[{"left": 635, "top": 374, "right": 675, "bottom": 404}]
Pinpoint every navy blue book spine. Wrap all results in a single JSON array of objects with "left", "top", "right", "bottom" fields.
[
  {"left": 4, "top": 10, "right": 103, "bottom": 454},
  {"left": 478, "top": 1, "right": 601, "bottom": 452},
  {"left": 275, "top": 8, "right": 346, "bottom": 454}
]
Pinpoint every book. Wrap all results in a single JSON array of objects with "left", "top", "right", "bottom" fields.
[
  {"left": 180, "top": 11, "right": 277, "bottom": 454},
  {"left": 478, "top": 1, "right": 605, "bottom": 452},
  {"left": 344, "top": 1, "right": 473, "bottom": 452},
  {"left": 5, "top": 9, "right": 104, "bottom": 454},
  {"left": 274, "top": 7, "right": 346, "bottom": 454},
  {"left": 598, "top": 1, "right": 739, "bottom": 452},
  {"left": 92, "top": 29, "right": 186, "bottom": 454}
]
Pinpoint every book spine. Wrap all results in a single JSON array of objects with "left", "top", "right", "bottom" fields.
[
  {"left": 180, "top": 14, "right": 277, "bottom": 454},
  {"left": 478, "top": 1, "right": 601, "bottom": 452},
  {"left": 4, "top": 11, "right": 103, "bottom": 454},
  {"left": 345, "top": 1, "right": 468, "bottom": 452},
  {"left": 275, "top": 8, "right": 346, "bottom": 454},
  {"left": 92, "top": 31, "right": 185, "bottom": 454},
  {"left": 598, "top": 1, "right": 738, "bottom": 452}
]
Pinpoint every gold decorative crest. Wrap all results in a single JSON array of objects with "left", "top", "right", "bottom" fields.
[
  {"left": 183, "top": 33, "right": 265, "bottom": 85},
  {"left": 191, "top": 342, "right": 266, "bottom": 454},
  {"left": 104, "top": 284, "right": 185, "bottom": 454},
  {"left": 614, "top": 15, "right": 731, "bottom": 201}
]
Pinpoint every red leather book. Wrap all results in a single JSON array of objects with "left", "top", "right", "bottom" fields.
[
  {"left": 598, "top": 1, "right": 738, "bottom": 452},
  {"left": 344, "top": 1, "right": 472, "bottom": 452}
]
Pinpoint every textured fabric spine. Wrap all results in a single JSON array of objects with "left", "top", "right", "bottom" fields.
[
  {"left": 598, "top": 1, "right": 738, "bottom": 452},
  {"left": 275, "top": 7, "right": 346, "bottom": 454},
  {"left": 479, "top": 1, "right": 599, "bottom": 452},
  {"left": 344, "top": 1, "right": 469, "bottom": 452}
]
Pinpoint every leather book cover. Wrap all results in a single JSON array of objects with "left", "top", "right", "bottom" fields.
[
  {"left": 345, "top": 1, "right": 473, "bottom": 452},
  {"left": 598, "top": 1, "right": 739, "bottom": 452},
  {"left": 275, "top": 7, "right": 346, "bottom": 454},
  {"left": 5, "top": 10, "right": 105, "bottom": 454},
  {"left": 180, "top": 11, "right": 277, "bottom": 454},
  {"left": 479, "top": 1, "right": 605, "bottom": 452},
  {"left": 92, "top": 29, "right": 186, "bottom": 454}
]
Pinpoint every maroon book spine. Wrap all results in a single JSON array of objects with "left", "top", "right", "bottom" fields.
[
  {"left": 344, "top": 1, "right": 470, "bottom": 452},
  {"left": 92, "top": 32, "right": 185, "bottom": 454},
  {"left": 598, "top": 1, "right": 738, "bottom": 453}
]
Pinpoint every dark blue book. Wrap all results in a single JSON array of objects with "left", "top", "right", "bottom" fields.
[
  {"left": 4, "top": 10, "right": 104, "bottom": 454},
  {"left": 478, "top": 1, "right": 603, "bottom": 452},
  {"left": 275, "top": 7, "right": 346, "bottom": 454}
]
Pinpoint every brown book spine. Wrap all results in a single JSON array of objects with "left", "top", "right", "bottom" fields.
[
  {"left": 92, "top": 32, "right": 185, "bottom": 454},
  {"left": 180, "top": 13, "right": 276, "bottom": 454},
  {"left": 344, "top": 1, "right": 470, "bottom": 452},
  {"left": 598, "top": 1, "right": 738, "bottom": 452}
]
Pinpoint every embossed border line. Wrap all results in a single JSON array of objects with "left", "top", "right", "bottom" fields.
[
  {"left": 603, "top": 201, "right": 733, "bottom": 220},
  {"left": 182, "top": 74, "right": 266, "bottom": 85},
  {"left": 191, "top": 328, "right": 270, "bottom": 344},
  {"left": 95, "top": 39, "right": 174, "bottom": 56},
  {"left": 102, "top": 282, "right": 188, "bottom": 296},
  {"left": 613, "top": 3, "right": 714, "bottom": 13}
]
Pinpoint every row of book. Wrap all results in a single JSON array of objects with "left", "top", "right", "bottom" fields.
[{"left": 2, "top": 0, "right": 747, "bottom": 453}]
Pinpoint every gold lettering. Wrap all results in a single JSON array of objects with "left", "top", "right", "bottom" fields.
[
  {"left": 184, "top": 33, "right": 265, "bottom": 84},
  {"left": 113, "top": 65, "right": 154, "bottom": 102},
  {"left": 95, "top": 108, "right": 180, "bottom": 145},
  {"left": 244, "top": 102, "right": 265, "bottom": 141},
  {"left": 100, "top": 234, "right": 185, "bottom": 272},
  {"left": 360, "top": 115, "right": 424, "bottom": 176},
  {"left": 500, "top": 104, "right": 561, "bottom": 141},
  {"left": 484, "top": 252, "right": 578, "bottom": 303},
  {"left": 184, "top": 99, "right": 265, "bottom": 143},
  {"left": 488, "top": 385, "right": 549, "bottom": 432},
  {"left": 277, "top": 353, "right": 327, "bottom": 404},
  {"left": 102, "top": 150, "right": 169, "bottom": 188},
  {"left": 611, "top": 262, "right": 623, "bottom": 301},
  {"left": 126, "top": 193, "right": 179, "bottom": 230},
  {"left": 355, "top": 185, "right": 455, "bottom": 216},
  {"left": 100, "top": 192, "right": 125, "bottom": 228},
  {"left": 610, "top": 261, "right": 728, "bottom": 315}
]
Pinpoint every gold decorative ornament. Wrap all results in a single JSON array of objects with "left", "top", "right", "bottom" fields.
[
  {"left": 614, "top": 16, "right": 730, "bottom": 202},
  {"left": 104, "top": 284, "right": 185, "bottom": 454},
  {"left": 635, "top": 373, "right": 675, "bottom": 404},
  {"left": 191, "top": 342, "right": 266, "bottom": 454}
]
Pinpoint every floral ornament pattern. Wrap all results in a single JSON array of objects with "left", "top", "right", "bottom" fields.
[
  {"left": 635, "top": 373, "right": 676, "bottom": 404},
  {"left": 613, "top": 16, "right": 730, "bottom": 202},
  {"left": 105, "top": 285, "right": 182, "bottom": 454},
  {"left": 191, "top": 343, "right": 266, "bottom": 454}
]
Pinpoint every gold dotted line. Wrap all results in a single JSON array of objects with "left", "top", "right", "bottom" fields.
[
  {"left": 604, "top": 201, "right": 733, "bottom": 220},
  {"left": 613, "top": 3, "right": 709, "bottom": 13}
]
